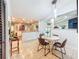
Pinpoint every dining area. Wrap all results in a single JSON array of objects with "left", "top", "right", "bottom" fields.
[
  {"left": 37, "top": 33, "right": 67, "bottom": 59},
  {"left": 9, "top": 18, "right": 78, "bottom": 59},
  {"left": 9, "top": 26, "right": 77, "bottom": 59}
]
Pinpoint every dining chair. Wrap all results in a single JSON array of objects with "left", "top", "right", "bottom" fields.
[
  {"left": 37, "top": 36, "right": 50, "bottom": 56},
  {"left": 52, "top": 39, "right": 67, "bottom": 59},
  {"left": 39, "top": 33, "right": 44, "bottom": 38},
  {"left": 53, "top": 34, "right": 59, "bottom": 36}
]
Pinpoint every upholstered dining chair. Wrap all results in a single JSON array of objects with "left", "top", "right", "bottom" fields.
[
  {"left": 52, "top": 39, "right": 67, "bottom": 59},
  {"left": 37, "top": 34, "right": 50, "bottom": 56}
]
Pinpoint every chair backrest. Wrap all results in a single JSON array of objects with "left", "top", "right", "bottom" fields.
[
  {"left": 39, "top": 34, "right": 44, "bottom": 38},
  {"left": 38, "top": 38, "right": 45, "bottom": 45},
  {"left": 61, "top": 39, "right": 67, "bottom": 47}
]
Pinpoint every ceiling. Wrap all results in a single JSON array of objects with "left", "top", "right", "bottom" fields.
[{"left": 9, "top": 0, "right": 77, "bottom": 20}]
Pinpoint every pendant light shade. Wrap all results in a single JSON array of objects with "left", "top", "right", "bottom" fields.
[{"left": 52, "top": 0, "right": 57, "bottom": 4}]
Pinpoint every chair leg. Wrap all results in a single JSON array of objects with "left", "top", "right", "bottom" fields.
[
  {"left": 48, "top": 45, "right": 50, "bottom": 52},
  {"left": 17, "top": 40, "right": 19, "bottom": 54},
  {"left": 64, "top": 47, "right": 66, "bottom": 55},
  {"left": 52, "top": 45, "right": 54, "bottom": 54},
  {"left": 61, "top": 48, "right": 64, "bottom": 59},
  {"left": 37, "top": 44, "right": 44, "bottom": 52},
  {"left": 55, "top": 46, "right": 56, "bottom": 50},
  {"left": 37, "top": 43, "right": 40, "bottom": 51},
  {"left": 44, "top": 46, "right": 46, "bottom": 56},
  {"left": 10, "top": 41, "right": 12, "bottom": 56}
]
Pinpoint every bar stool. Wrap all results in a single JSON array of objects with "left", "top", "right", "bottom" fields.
[{"left": 10, "top": 37, "right": 19, "bottom": 56}]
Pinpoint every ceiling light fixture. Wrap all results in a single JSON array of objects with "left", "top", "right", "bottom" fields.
[
  {"left": 52, "top": 0, "right": 57, "bottom": 19},
  {"left": 54, "top": 8, "right": 57, "bottom": 18},
  {"left": 52, "top": 0, "right": 57, "bottom": 4}
]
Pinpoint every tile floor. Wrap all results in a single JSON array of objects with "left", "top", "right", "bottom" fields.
[{"left": 11, "top": 40, "right": 72, "bottom": 59}]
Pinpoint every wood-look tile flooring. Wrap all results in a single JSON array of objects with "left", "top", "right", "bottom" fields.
[{"left": 11, "top": 40, "right": 72, "bottom": 59}]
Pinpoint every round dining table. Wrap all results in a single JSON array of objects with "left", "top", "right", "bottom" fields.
[
  {"left": 42, "top": 36, "right": 60, "bottom": 41},
  {"left": 42, "top": 35, "right": 60, "bottom": 51}
]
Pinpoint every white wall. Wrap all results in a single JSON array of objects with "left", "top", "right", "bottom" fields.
[
  {"left": 52, "top": 29, "right": 78, "bottom": 59},
  {"left": 22, "top": 32, "right": 39, "bottom": 41},
  {"left": 39, "top": 20, "right": 47, "bottom": 33}
]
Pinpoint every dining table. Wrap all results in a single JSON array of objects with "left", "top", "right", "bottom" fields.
[
  {"left": 42, "top": 35, "right": 60, "bottom": 51},
  {"left": 42, "top": 35, "right": 60, "bottom": 42}
]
